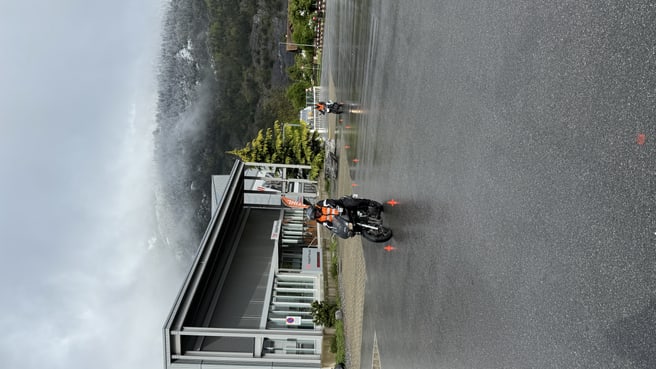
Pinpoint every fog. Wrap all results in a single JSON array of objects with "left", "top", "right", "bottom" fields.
[{"left": 0, "top": 1, "right": 193, "bottom": 368}]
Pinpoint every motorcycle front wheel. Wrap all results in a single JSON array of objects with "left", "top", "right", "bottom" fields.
[{"left": 361, "top": 226, "right": 393, "bottom": 243}]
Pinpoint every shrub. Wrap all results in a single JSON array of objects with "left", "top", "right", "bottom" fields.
[
  {"left": 286, "top": 80, "right": 312, "bottom": 110},
  {"left": 310, "top": 300, "right": 338, "bottom": 327}
]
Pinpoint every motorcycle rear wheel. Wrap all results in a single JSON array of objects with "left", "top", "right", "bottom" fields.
[{"left": 361, "top": 226, "right": 393, "bottom": 243}]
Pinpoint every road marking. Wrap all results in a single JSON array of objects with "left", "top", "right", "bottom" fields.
[{"left": 372, "top": 331, "right": 381, "bottom": 369}]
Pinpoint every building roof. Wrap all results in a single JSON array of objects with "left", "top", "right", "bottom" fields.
[
  {"left": 163, "top": 160, "right": 245, "bottom": 367},
  {"left": 211, "top": 175, "right": 230, "bottom": 215}
]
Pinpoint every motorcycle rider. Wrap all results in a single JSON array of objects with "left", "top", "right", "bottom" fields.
[
  {"left": 315, "top": 101, "right": 327, "bottom": 115},
  {"left": 306, "top": 197, "right": 383, "bottom": 229},
  {"left": 305, "top": 196, "right": 392, "bottom": 242},
  {"left": 315, "top": 100, "right": 343, "bottom": 115}
]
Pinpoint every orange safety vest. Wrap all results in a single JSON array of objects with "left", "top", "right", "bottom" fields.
[{"left": 316, "top": 206, "right": 340, "bottom": 223}]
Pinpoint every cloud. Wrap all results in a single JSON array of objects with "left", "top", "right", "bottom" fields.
[{"left": 0, "top": 1, "right": 189, "bottom": 369}]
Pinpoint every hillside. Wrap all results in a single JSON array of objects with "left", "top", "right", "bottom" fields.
[{"left": 154, "top": 0, "right": 296, "bottom": 254}]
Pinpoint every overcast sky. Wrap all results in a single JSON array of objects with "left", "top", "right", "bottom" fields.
[{"left": 0, "top": 1, "right": 188, "bottom": 368}]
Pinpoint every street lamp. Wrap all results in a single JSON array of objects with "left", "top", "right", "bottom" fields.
[
  {"left": 278, "top": 42, "right": 316, "bottom": 47},
  {"left": 279, "top": 42, "right": 316, "bottom": 48}
]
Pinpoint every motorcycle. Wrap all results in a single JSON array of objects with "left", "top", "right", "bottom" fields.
[
  {"left": 317, "top": 100, "right": 346, "bottom": 115},
  {"left": 325, "top": 101, "right": 345, "bottom": 114},
  {"left": 310, "top": 196, "right": 393, "bottom": 243}
]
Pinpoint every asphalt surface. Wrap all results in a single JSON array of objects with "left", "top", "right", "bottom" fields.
[{"left": 321, "top": 1, "right": 656, "bottom": 368}]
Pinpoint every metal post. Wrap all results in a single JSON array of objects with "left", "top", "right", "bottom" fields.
[{"left": 279, "top": 42, "right": 316, "bottom": 48}]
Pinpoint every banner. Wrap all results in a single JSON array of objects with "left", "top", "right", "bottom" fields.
[{"left": 281, "top": 195, "right": 309, "bottom": 209}]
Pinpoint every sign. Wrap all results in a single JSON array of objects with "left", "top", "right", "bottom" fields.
[
  {"left": 301, "top": 248, "right": 321, "bottom": 273},
  {"left": 286, "top": 316, "right": 302, "bottom": 326},
  {"left": 270, "top": 220, "right": 281, "bottom": 240}
]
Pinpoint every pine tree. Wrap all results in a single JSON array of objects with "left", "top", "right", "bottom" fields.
[{"left": 227, "top": 120, "right": 324, "bottom": 179}]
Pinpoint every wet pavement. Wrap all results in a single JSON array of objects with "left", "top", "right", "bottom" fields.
[{"left": 321, "top": 1, "right": 656, "bottom": 368}]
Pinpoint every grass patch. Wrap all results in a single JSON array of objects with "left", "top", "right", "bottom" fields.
[
  {"left": 326, "top": 229, "right": 344, "bottom": 361},
  {"left": 334, "top": 319, "right": 346, "bottom": 363},
  {"left": 329, "top": 237, "right": 339, "bottom": 280}
]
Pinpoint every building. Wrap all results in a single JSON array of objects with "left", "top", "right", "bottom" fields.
[
  {"left": 163, "top": 160, "right": 326, "bottom": 369},
  {"left": 302, "top": 86, "right": 328, "bottom": 136}
]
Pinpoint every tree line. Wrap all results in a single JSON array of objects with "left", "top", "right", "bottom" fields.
[{"left": 155, "top": 0, "right": 324, "bottom": 238}]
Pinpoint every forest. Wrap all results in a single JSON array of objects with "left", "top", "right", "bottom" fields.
[{"left": 154, "top": 0, "right": 299, "bottom": 247}]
